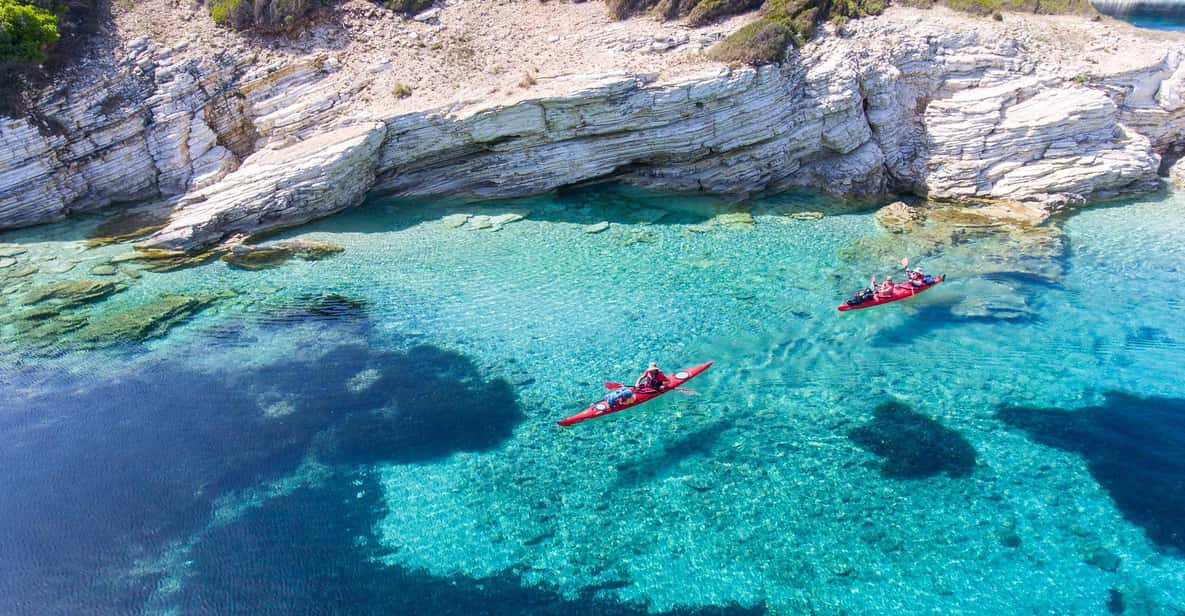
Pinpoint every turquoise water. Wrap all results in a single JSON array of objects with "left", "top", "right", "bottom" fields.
[
  {"left": 1, "top": 185, "right": 1184, "bottom": 614},
  {"left": 1125, "top": 15, "right": 1185, "bottom": 30}
]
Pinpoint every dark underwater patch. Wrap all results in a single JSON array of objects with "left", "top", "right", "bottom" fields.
[
  {"left": 173, "top": 469, "right": 767, "bottom": 616},
  {"left": 0, "top": 337, "right": 522, "bottom": 614},
  {"left": 613, "top": 420, "right": 733, "bottom": 490},
  {"left": 321, "top": 344, "right": 523, "bottom": 465},
  {"left": 848, "top": 401, "right": 977, "bottom": 479},
  {"left": 998, "top": 392, "right": 1185, "bottom": 552}
]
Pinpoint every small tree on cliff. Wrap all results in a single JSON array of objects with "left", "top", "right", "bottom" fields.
[{"left": 0, "top": 0, "right": 59, "bottom": 63}]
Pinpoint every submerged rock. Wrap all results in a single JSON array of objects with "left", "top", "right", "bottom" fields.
[
  {"left": 20, "top": 280, "right": 123, "bottom": 309},
  {"left": 222, "top": 247, "right": 290, "bottom": 270},
  {"left": 441, "top": 214, "right": 472, "bottom": 228},
  {"left": 848, "top": 401, "right": 977, "bottom": 479},
  {"left": 948, "top": 279, "right": 1035, "bottom": 321},
  {"left": 222, "top": 240, "right": 345, "bottom": 270},
  {"left": 74, "top": 294, "right": 217, "bottom": 345},
  {"left": 2, "top": 264, "right": 37, "bottom": 279},
  {"left": 489, "top": 212, "right": 528, "bottom": 226},
  {"left": 626, "top": 208, "right": 668, "bottom": 224},
  {"left": 297, "top": 293, "right": 368, "bottom": 320},
  {"left": 346, "top": 368, "right": 382, "bottom": 393},
  {"left": 927, "top": 200, "right": 1049, "bottom": 229},
  {"left": 260, "top": 399, "right": 297, "bottom": 418},
  {"left": 468, "top": 216, "right": 495, "bottom": 230},
  {"left": 623, "top": 231, "right": 656, "bottom": 246},
  {"left": 844, "top": 197, "right": 1068, "bottom": 320},
  {"left": 1083, "top": 545, "right": 1122, "bottom": 573},
  {"left": 1170, "top": 158, "right": 1185, "bottom": 189},
  {"left": 85, "top": 206, "right": 173, "bottom": 247},
  {"left": 90, "top": 264, "right": 118, "bottom": 276},
  {"left": 874, "top": 201, "right": 924, "bottom": 233},
  {"left": 1106, "top": 588, "right": 1125, "bottom": 615},
  {"left": 711, "top": 211, "right": 755, "bottom": 230},
  {"left": 112, "top": 248, "right": 218, "bottom": 272},
  {"left": 0, "top": 245, "right": 27, "bottom": 258},
  {"left": 583, "top": 222, "right": 610, "bottom": 234},
  {"left": 10, "top": 311, "right": 88, "bottom": 339}
]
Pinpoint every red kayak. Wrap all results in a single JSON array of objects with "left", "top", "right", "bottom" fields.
[
  {"left": 557, "top": 362, "right": 713, "bottom": 426},
  {"left": 837, "top": 275, "right": 945, "bottom": 312}
]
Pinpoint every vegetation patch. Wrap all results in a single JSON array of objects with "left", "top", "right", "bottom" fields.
[
  {"left": 608, "top": 0, "right": 1090, "bottom": 66},
  {"left": 383, "top": 0, "right": 433, "bottom": 14},
  {"left": 391, "top": 82, "right": 413, "bottom": 99},
  {"left": 706, "top": 16, "right": 798, "bottom": 64},
  {"left": 209, "top": 0, "right": 317, "bottom": 32},
  {"left": 0, "top": 0, "right": 59, "bottom": 63}
]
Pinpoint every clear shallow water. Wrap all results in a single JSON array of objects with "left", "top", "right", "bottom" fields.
[{"left": 1, "top": 185, "right": 1184, "bottom": 614}]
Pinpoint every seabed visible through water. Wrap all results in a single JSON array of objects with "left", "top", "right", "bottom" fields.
[{"left": 1, "top": 184, "right": 1184, "bottom": 614}]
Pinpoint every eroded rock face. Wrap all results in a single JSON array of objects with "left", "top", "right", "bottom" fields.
[
  {"left": 923, "top": 84, "right": 1159, "bottom": 206},
  {"left": 144, "top": 123, "right": 386, "bottom": 251},
  {"left": 1169, "top": 157, "right": 1185, "bottom": 188},
  {"left": 0, "top": 35, "right": 358, "bottom": 231},
  {"left": 2, "top": 12, "right": 1185, "bottom": 249}
]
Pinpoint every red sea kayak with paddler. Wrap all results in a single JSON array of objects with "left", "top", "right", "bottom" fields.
[
  {"left": 557, "top": 361, "right": 713, "bottom": 426},
  {"left": 839, "top": 274, "right": 945, "bottom": 311}
]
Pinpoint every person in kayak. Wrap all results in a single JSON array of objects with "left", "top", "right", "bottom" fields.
[
  {"left": 878, "top": 276, "right": 895, "bottom": 296},
  {"left": 848, "top": 286, "right": 875, "bottom": 305},
  {"left": 907, "top": 267, "right": 925, "bottom": 287},
  {"left": 635, "top": 362, "right": 668, "bottom": 393}
]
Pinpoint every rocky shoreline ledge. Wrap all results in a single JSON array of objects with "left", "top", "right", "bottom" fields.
[{"left": 2, "top": 7, "right": 1185, "bottom": 253}]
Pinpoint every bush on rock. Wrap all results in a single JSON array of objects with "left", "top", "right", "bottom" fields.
[{"left": 0, "top": 0, "right": 59, "bottom": 63}]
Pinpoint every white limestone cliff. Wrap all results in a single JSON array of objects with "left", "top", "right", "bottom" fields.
[{"left": 2, "top": 9, "right": 1184, "bottom": 251}]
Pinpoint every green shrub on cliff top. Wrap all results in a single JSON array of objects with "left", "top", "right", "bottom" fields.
[
  {"left": 607, "top": 0, "right": 884, "bottom": 64},
  {"left": 608, "top": 0, "right": 1088, "bottom": 65},
  {"left": 209, "top": 0, "right": 242, "bottom": 26},
  {"left": 706, "top": 16, "right": 797, "bottom": 64},
  {"left": 0, "top": 0, "right": 59, "bottom": 63},
  {"left": 709, "top": 0, "right": 884, "bottom": 64},
  {"left": 209, "top": 0, "right": 317, "bottom": 31},
  {"left": 930, "top": 0, "right": 1094, "bottom": 13},
  {"left": 685, "top": 0, "right": 764, "bottom": 25},
  {"left": 384, "top": 0, "right": 434, "bottom": 14}
]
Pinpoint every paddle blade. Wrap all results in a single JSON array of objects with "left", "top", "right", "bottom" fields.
[
  {"left": 604, "top": 381, "right": 624, "bottom": 389},
  {"left": 900, "top": 257, "right": 909, "bottom": 268}
]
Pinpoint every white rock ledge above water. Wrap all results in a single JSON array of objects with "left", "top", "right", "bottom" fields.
[
  {"left": 144, "top": 123, "right": 386, "bottom": 251},
  {"left": 4, "top": 11, "right": 1185, "bottom": 251}
]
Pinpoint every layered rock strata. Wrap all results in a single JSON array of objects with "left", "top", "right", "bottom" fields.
[{"left": 2, "top": 12, "right": 1185, "bottom": 251}]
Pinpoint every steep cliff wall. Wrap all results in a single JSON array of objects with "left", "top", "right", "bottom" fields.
[{"left": 2, "top": 9, "right": 1183, "bottom": 251}]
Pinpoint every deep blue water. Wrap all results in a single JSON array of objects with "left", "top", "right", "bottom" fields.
[{"left": 1, "top": 186, "right": 1184, "bottom": 613}]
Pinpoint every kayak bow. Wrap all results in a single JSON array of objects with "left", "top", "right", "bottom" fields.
[{"left": 557, "top": 361, "right": 713, "bottom": 427}]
